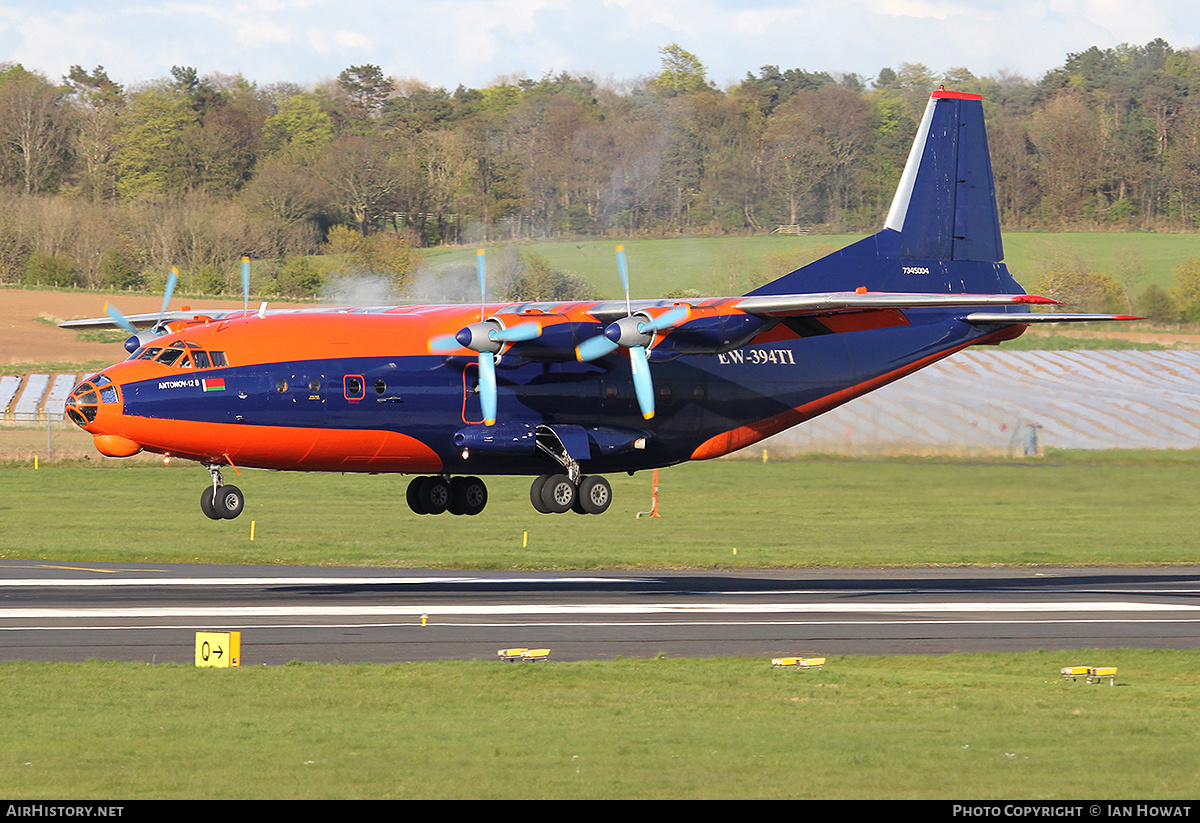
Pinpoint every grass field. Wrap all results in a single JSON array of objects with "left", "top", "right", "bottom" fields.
[
  {"left": 2, "top": 652, "right": 1197, "bottom": 799},
  {"left": 3, "top": 452, "right": 1199, "bottom": 567}
]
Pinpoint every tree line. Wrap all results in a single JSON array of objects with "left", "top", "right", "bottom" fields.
[{"left": 1, "top": 40, "right": 1199, "bottom": 308}]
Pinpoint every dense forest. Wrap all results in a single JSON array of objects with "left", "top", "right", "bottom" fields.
[{"left": 1, "top": 39, "right": 1198, "bottom": 310}]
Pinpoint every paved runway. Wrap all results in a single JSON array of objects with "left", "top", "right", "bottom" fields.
[{"left": 2, "top": 561, "right": 1199, "bottom": 664}]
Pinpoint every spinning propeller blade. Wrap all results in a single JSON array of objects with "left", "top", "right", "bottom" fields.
[
  {"left": 158, "top": 268, "right": 177, "bottom": 325},
  {"left": 478, "top": 350, "right": 497, "bottom": 426},
  {"left": 629, "top": 345, "right": 654, "bottom": 420},
  {"left": 429, "top": 333, "right": 465, "bottom": 354},
  {"left": 489, "top": 321, "right": 540, "bottom": 344},
  {"left": 617, "top": 245, "right": 632, "bottom": 316},
  {"left": 106, "top": 267, "right": 180, "bottom": 353},
  {"left": 430, "top": 249, "right": 546, "bottom": 425},
  {"left": 104, "top": 302, "right": 137, "bottom": 335},
  {"left": 477, "top": 249, "right": 487, "bottom": 322},
  {"left": 575, "top": 333, "right": 619, "bottom": 361},
  {"left": 242, "top": 257, "right": 250, "bottom": 312},
  {"left": 576, "top": 246, "right": 690, "bottom": 419}
]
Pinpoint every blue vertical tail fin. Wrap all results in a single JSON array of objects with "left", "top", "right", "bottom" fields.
[{"left": 751, "top": 89, "right": 1023, "bottom": 297}]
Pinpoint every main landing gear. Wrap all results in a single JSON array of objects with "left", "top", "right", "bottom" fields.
[
  {"left": 200, "top": 465, "right": 244, "bottom": 520},
  {"left": 406, "top": 475, "right": 489, "bottom": 516},
  {"left": 401, "top": 473, "right": 613, "bottom": 515},
  {"left": 526, "top": 425, "right": 612, "bottom": 515},
  {"left": 530, "top": 473, "right": 612, "bottom": 515}
]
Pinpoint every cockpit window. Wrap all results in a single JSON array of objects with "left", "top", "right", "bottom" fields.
[
  {"left": 155, "top": 348, "right": 184, "bottom": 366},
  {"left": 66, "top": 378, "right": 119, "bottom": 427},
  {"left": 120, "top": 342, "right": 228, "bottom": 369}
]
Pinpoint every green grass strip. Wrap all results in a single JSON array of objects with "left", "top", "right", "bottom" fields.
[
  {"left": 1, "top": 652, "right": 1196, "bottom": 799},
  {"left": 4, "top": 454, "right": 1200, "bottom": 567}
]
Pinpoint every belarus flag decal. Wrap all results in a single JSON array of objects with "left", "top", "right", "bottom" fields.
[{"left": 202, "top": 378, "right": 226, "bottom": 392}]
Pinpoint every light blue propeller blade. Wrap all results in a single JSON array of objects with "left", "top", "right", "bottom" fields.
[
  {"left": 429, "top": 333, "right": 464, "bottom": 353},
  {"left": 478, "top": 350, "right": 497, "bottom": 425},
  {"left": 629, "top": 346, "right": 655, "bottom": 420},
  {"left": 476, "top": 249, "right": 487, "bottom": 321},
  {"left": 242, "top": 257, "right": 250, "bottom": 312},
  {"left": 616, "top": 245, "right": 631, "bottom": 315},
  {"left": 160, "top": 268, "right": 178, "bottom": 318},
  {"left": 105, "top": 302, "right": 137, "bottom": 334},
  {"left": 491, "top": 321, "right": 540, "bottom": 344},
  {"left": 576, "top": 335, "right": 620, "bottom": 362},
  {"left": 639, "top": 305, "right": 689, "bottom": 334}
]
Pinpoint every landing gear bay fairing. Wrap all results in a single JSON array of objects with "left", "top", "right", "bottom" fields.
[{"left": 61, "top": 90, "right": 1136, "bottom": 520}]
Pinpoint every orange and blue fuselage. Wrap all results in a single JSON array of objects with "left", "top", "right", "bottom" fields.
[{"left": 66, "top": 297, "right": 1021, "bottom": 476}]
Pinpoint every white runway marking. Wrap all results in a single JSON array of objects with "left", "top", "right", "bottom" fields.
[
  {"left": 1, "top": 601, "right": 1198, "bottom": 619},
  {"left": 0, "top": 576, "right": 645, "bottom": 587}
]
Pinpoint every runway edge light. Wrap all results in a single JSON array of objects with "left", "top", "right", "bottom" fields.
[{"left": 195, "top": 631, "right": 241, "bottom": 668}]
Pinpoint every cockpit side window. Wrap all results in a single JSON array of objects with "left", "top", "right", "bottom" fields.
[
  {"left": 193, "top": 351, "right": 211, "bottom": 369},
  {"left": 155, "top": 347, "right": 184, "bottom": 366}
]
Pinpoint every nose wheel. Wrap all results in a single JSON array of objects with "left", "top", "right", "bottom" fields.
[{"left": 200, "top": 465, "right": 244, "bottom": 520}]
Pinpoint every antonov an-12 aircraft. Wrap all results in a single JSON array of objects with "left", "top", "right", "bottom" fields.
[{"left": 61, "top": 89, "right": 1135, "bottom": 519}]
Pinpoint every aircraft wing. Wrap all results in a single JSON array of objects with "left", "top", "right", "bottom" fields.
[
  {"left": 58, "top": 309, "right": 254, "bottom": 330},
  {"left": 59, "top": 293, "right": 1139, "bottom": 332},
  {"left": 583, "top": 291, "right": 1058, "bottom": 323}
]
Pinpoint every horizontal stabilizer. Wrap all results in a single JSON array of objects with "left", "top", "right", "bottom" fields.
[
  {"left": 964, "top": 312, "right": 1143, "bottom": 324},
  {"left": 736, "top": 292, "right": 1052, "bottom": 316}
]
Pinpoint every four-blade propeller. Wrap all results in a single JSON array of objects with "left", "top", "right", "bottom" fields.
[
  {"left": 106, "top": 267, "right": 179, "bottom": 353},
  {"left": 575, "top": 246, "right": 688, "bottom": 420},
  {"left": 429, "top": 250, "right": 542, "bottom": 426}
]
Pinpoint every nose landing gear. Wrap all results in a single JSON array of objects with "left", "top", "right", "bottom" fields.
[{"left": 200, "top": 465, "right": 244, "bottom": 520}]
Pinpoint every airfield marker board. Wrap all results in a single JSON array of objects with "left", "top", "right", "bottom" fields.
[{"left": 195, "top": 631, "right": 241, "bottom": 668}]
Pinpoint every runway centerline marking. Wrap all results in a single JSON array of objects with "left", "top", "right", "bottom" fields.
[
  {"left": 1, "top": 601, "right": 1198, "bottom": 620},
  {"left": 0, "top": 576, "right": 650, "bottom": 587},
  {"left": 4, "top": 617, "right": 1200, "bottom": 633}
]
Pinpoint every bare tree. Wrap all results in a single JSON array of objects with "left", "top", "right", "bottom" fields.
[{"left": 0, "top": 67, "right": 70, "bottom": 194}]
